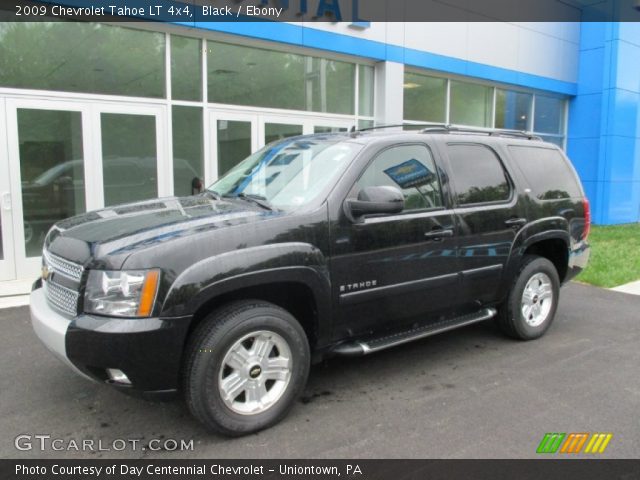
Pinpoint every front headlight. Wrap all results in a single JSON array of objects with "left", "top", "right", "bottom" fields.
[{"left": 84, "top": 269, "right": 160, "bottom": 317}]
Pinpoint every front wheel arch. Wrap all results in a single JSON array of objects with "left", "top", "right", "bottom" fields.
[{"left": 183, "top": 299, "right": 310, "bottom": 435}]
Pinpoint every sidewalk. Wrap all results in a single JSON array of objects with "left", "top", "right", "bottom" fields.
[
  {"left": 611, "top": 280, "right": 640, "bottom": 296},
  {"left": 0, "top": 279, "right": 32, "bottom": 308}
]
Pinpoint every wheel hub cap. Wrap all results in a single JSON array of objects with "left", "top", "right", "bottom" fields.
[
  {"left": 249, "top": 365, "right": 262, "bottom": 379},
  {"left": 521, "top": 272, "right": 553, "bottom": 327},
  {"left": 218, "top": 330, "right": 292, "bottom": 416}
]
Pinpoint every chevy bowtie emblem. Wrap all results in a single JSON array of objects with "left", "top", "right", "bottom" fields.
[{"left": 41, "top": 265, "right": 51, "bottom": 281}]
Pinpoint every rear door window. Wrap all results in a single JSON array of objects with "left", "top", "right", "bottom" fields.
[
  {"left": 508, "top": 146, "right": 581, "bottom": 200},
  {"left": 446, "top": 144, "right": 511, "bottom": 205}
]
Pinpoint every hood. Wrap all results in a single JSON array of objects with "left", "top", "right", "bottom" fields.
[{"left": 45, "top": 196, "right": 281, "bottom": 266}]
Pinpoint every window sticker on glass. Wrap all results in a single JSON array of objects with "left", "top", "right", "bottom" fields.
[{"left": 383, "top": 159, "right": 436, "bottom": 189}]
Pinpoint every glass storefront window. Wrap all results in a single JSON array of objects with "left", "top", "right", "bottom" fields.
[
  {"left": 307, "top": 58, "right": 355, "bottom": 115},
  {"left": 171, "top": 35, "right": 202, "bottom": 101},
  {"left": 450, "top": 80, "right": 493, "bottom": 127},
  {"left": 207, "top": 41, "right": 356, "bottom": 115},
  {"left": 534, "top": 95, "right": 565, "bottom": 134},
  {"left": 358, "top": 119, "right": 374, "bottom": 130},
  {"left": 537, "top": 135, "right": 565, "bottom": 148},
  {"left": 217, "top": 120, "right": 252, "bottom": 177},
  {"left": 172, "top": 106, "right": 204, "bottom": 197},
  {"left": 265, "top": 123, "right": 303, "bottom": 144},
  {"left": 403, "top": 73, "right": 447, "bottom": 123},
  {"left": 101, "top": 113, "right": 158, "bottom": 207},
  {"left": 208, "top": 42, "right": 305, "bottom": 110},
  {"left": 358, "top": 65, "right": 375, "bottom": 117},
  {"left": 0, "top": 23, "right": 165, "bottom": 98},
  {"left": 495, "top": 89, "right": 532, "bottom": 131},
  {"left": 17, "top": 109, "right": 85, "bottom": 257},
  {"left": 315, "top": 126, "right": 349, "bottom": 133}
]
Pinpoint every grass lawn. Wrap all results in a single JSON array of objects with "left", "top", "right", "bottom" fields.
[{"left": 576, "top": 223, "right": 640, "bottom": 288}]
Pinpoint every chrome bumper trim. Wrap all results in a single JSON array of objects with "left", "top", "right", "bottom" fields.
[{"left": 30, "top": 288, "right": 95, "bottom": 382}]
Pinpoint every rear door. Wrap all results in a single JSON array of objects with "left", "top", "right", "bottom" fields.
[
  {"left": 440, "top": 141, "right": 526, "bottom": 310},
  {"left": 329, "top": 142, "right": 459, "bottom": 339}
]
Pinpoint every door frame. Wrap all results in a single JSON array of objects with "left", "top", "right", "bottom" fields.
[
  {"left": 0, "top": 97, "right": 17, "bottom": 281},
  {"left": 258, "top": 113, "right": 307, "bottom": 150},
  {"left": 208, "top": 110, "right": 259, "bottom": 183},
  {"left": 5, "top": 97, "right": 168, "bottom": 280},
  {"left": 92, "top": 102, "right": 169, "bottom": 210},
  {"left": 5, "top": 97, "right": 93, "bottom": 279}
]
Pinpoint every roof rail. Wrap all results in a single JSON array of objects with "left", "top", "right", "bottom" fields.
[
  {"left": 351, "top": 123, "right": 542, "bottom": 141},
  {"left": 420, "top": 124, "right": 542, "bottom": 140},
  {"left": 352, "top": 123, "right": 448, "bottom": 133}
]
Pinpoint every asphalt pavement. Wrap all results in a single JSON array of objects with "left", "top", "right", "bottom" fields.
[{"left": 1, "top": 283, "right": 638, "bottom": 459}]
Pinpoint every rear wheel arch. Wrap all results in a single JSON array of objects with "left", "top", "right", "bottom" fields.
[
  {"left": 506, "top": 230, "right": 570, "bottom": 283},
  {"left": 522, "top": 237, "right": 569, "bottom": 282}
]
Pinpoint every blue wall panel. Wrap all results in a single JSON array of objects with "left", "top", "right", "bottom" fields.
[{"left": 568, "top": 22, "right": 640, "bottom": 224}]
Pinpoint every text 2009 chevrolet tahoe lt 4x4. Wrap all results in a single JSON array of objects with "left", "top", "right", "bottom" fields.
[{"left": 31, "top": 126, "right": 590, "bottom": 436}]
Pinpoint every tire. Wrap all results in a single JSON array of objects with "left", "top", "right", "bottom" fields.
[
  {"left": 184, "top": 300, "right": 310, "bottom": 436},
  {"left": 496, "top": 255, "right": 560, "bottom": 340}
]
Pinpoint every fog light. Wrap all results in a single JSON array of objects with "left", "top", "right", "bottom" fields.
[{"left": 106, "top": 368, "right": 131, "bottom": 385}]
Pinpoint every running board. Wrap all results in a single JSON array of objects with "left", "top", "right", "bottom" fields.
[{"left": 332, "top": 308, "right": 497, "bottom": 356}]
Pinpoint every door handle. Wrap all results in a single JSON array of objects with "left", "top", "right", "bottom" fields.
[
  {"left": 424, "top": 228, "right": 453, "bottom": 241},
  {"left": 1, "top": 192, "right": 11, "bottom": 211},
  {"left": 504, "top": 217, "right": 527, "bottom": 228}
]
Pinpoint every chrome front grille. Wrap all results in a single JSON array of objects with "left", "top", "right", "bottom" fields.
[
  {"left": 43, "top": 250, "right": 84, "bottom": 281},
  {"left": 44, "top": 281, "right": 80, "bottom": 317},
  {"left": 42, "top": 249, "right": 83, "bottom": 317}
]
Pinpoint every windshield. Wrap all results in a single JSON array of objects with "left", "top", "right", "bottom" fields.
[{"left": 208, "top": 137, "right": 362, "bottom": 209}]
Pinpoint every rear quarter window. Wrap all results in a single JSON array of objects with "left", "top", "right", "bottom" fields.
[{"left": 508, "top": 146, "right": 582, "bottom": 200}]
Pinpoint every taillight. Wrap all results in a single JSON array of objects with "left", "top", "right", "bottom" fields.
[{"left": 582, "top": 197, "right": 591, "bottom": 240}]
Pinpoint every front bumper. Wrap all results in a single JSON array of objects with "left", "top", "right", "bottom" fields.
[
  {"left": 30, "top": 287, "right": 192, "bottom": 398},
  {"left": 30, "top": 288, "right": 95, "bottom": 382}
]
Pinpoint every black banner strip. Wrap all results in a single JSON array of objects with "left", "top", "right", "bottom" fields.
[
  {"left": 2, "top": 459, "right": 640, "bottom": 480},
  {"left": 2, "top": 0, "right": 640, "bottom": 22}
]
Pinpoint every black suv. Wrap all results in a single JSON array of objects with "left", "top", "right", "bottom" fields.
[{"left": 31, "top": 126, "right": 590, "bottom": 436}]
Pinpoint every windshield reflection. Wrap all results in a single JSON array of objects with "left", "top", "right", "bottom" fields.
[{"left": 208, "top": 136, "right": 362, "bottom": 210}]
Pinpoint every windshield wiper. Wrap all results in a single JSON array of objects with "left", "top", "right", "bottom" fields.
[{"left": 228, "top": 193, "right": 274, "bottom": 211}]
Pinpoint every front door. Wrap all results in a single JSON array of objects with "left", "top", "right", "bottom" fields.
[
  {"left": 330, "top": 143, "right": 459, "bottom": 339},
  {"left": 5, "top": 98, "right": 167, "bottom": 280}
]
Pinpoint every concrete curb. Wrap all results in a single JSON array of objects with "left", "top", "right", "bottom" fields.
[
  {"left": 610, "top": 280, "right": 640, "bottom": 296},
  {"left": 0, "top": 295, "right": 29, "bottom": 309}
]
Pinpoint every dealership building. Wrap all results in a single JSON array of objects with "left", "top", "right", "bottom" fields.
[{"left": 0, "top": 15, "right": 638, "bottom": 287}]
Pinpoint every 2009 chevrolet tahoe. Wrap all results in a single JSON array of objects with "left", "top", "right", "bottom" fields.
[{"left": 31, "top": 125, "right": 590, "bottom": 436}]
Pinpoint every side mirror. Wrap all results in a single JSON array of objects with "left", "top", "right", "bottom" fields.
[{"left": 345, "top": 185, "right": 404, "bottom": 221}]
